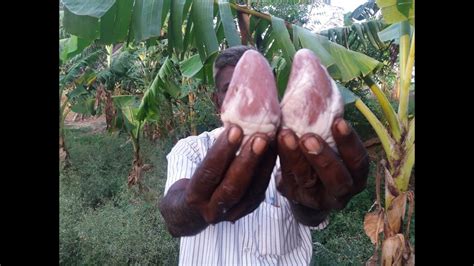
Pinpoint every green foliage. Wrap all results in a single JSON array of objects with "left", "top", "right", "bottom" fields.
[
  {"left": 350, "top": 0, "right": 379, "bottom": 22},
  {"left": 60, "top": 45, "right": 106, "bottom": 87},
  {"left": 344, "top": 97, "right": 384, "bottom": 141},
  {"left": 96, "top": 43, "right": 167, "bottom": 94},
  {"left": 311, "top": 171, "right": 375, "bottom": 265},
  {"left": 145, "top": 79, "right": 221, "bottom": 141},
  {"left": 343, "top": 12, "right": 353, "bottom": 27},
  {"left": 60, "top": 178, "right": 84, "bottom": 264},
  {"left": 62, "top": 129, "right": 132, "bottom": 208},
  {"left": 320, "top": 20, "right": 398, "bottom": 105},
  {"left": 376, "top": 0, "right": 414, "bottom": 25},
  {"left": 137, "top": 56, "right": 181, "bottom": 121},
  {"left": 59, "top": 10, "right": 70, "bottom": 39},
  {"left": 259, "top": 3, "right": 312, "bottom": 26},
  {"left": 75, "top": 198, "right": 178, "bottom": 265},
  {"left": 218, "top": 0, "right": 241, "bottom": 47},
  {"left": 60, "top": 129, "right": 179, "bottom": 265},
  {"left": 60, "top": 0, "right": 383, "bottom": 90},
  {"left": 181, "top": 81, "right": 221, "bottom": 136},
  {"left": 59, "top": 2, "right": 386, "bottom": 148},
  {"left": 60, "top": 35, "right": 93, "bottom": 63}
]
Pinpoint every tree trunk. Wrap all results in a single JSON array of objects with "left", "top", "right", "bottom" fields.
[
  {"left": 127, "top": 147, "right": 143, "bottom": 187},
  {"left": 188, "top": 91, "right": 197, "bottom": 136},
  {"left": 237, "top": 11, "right": 253, "bottom": 46},
  {"left": 95, "top": 85, "right": 117, "bottom": 130},
  {"left": 365, "top": 160, "right": 415, "bottom": 265},
  {"left": 59, "top": 132, "right": 70, "bottom": 168},
  {"left": 59, "top": 95, "right": 71, "bottom": 168}
]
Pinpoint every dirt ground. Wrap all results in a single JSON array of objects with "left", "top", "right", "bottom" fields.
[{"left": 64, "top": 111, "right": 107, "bottom": 134}]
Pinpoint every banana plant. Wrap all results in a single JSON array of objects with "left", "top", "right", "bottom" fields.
[
  {"left": 112, "top": 95, "right": 144, "bottom": 187},
  {"left": 59, "top": 0, "right": 390, "bottom": 129},
  {"left": 349, "top": 0, "right": 379, "bottom": 21},
  {"left": 59, "top": 0, "right": 383, "bottom": 92},
  {"left": 113, "top": 56, "right": 180, "bottom": 187},
  {"left": 59, "top": 47, "right": 105, "bottom": 167},
  {"left": 59, "top": 43, "right": 151, "bottom": 168},
  {"left": 357, "top": 0, "right": 415, "bottom": 264},
  {"left": 319, "top": 20, "right": 388, "bottom": 51}
]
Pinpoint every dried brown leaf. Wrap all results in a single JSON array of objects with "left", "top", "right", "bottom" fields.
[
  {"left": 387, "top": 193, "right": 407, "bottom": 234},
  {"left": 364, "top": 209, "right": 384, "bottom": 244},
  {"left": 382, "top": 234, "right": 405, "bottom": 266}
]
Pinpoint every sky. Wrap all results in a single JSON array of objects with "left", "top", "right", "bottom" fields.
[{"left": 331, "top": 0, "right": 368, "bottom": 12}]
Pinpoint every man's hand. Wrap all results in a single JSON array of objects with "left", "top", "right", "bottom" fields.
[
  {"left": 276, "top": 118, "right": 369, "bottom": 226},
  {"left": 159, "top": 124, "right": 276, "bottom": 237},
  {"left": 185, "top": 124, "right": 277, "bottom": 224}
]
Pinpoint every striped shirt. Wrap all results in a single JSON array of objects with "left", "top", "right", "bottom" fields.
[{"left": 165, "top": 127, "right": 328, "bottom": 266}]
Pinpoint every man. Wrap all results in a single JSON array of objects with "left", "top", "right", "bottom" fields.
[{"left": 159, "top": 46, "right": 369, "bottom": 265}]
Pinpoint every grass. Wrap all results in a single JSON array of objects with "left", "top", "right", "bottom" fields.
[
  {"left": 60, "top": 125, "right": 414, "bottom": 265},
  {"left": 310, "top": 165, "right": 377, "bottom": 265}
]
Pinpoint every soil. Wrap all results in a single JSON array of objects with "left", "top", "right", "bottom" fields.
[{"left": 64, "top": 111, "right": 107, "bottom": 134}]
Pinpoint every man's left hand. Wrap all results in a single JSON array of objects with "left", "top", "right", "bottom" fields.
[{"left": 276, "top": 118, "right": 369, "bottom": 226}]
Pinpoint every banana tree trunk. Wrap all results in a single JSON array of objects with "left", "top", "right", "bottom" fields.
[
  {"left": 105, "top": 89, "right": 117, "bottom": 130},
  {"left": 188, "top": 91, "right": 197, "bottom": 136},
  {"left": 358, "top": 102, "right": 414, "bottom": 264},
  {"left": 59, "top": 129, "right": 70, "bottom": 168},
  {"left": 127, "top": 136, "right": 143, "bottom": 188},
  {"left": 237, "top": 10, "right": 253, "bottom": 46},
  {"left": 359, "top": 32, "right": 415, "bottom": 263},
  {"left": 365, "top": 160, "right": 415, "bottom": 266},
  {"left": 60, "top": 89, "right": 71, "bottom": 168}
]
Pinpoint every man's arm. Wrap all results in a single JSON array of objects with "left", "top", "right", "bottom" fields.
[{"left": 159, "top": 179, "right": 208, "bottom": 237}]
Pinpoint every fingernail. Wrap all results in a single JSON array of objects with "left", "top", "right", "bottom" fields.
[
  {"left": 283, "top": 133, "right": 298, "bottom": 150},
  {"left": 252, "top": 137, "right": 267, "bottom": 155},
  {"left": 336, "top": 119, "right": 351, "bottom": 136},
  {"left": 228, "top": 126, "right": 242, "bottom": 144},
  {"left": 303, "top": 137, "right": 322, "bottom": 155}
]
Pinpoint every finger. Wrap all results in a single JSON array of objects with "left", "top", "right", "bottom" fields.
[
  {"left": 224, "top": 142, "right": 277, "bottom": 222},
  {"left": 186, "top": 125, "right": 242, "bottom": 207},
  {"left": 299, "top": 134, "right": 353, "bottom": 198},
  {"left": 240, "top": 140, "right": 277, "bottom": 199},
  {"left": 204, "top": 134, "right": 269, "bottom": 223},
  {"left": 332, "top": 118, "right": 370, "bottom": 193},
  {"left": 277, "top": 129, "right": 315, "bottom": 199}
]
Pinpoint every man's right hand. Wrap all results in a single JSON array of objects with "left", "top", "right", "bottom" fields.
[{"left": 186, "top": 124, "right": 277, "bottom": 224}]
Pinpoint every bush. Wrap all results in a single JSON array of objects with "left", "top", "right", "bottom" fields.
[
  {"left": 61, "top": 129, "right": 179, "bottom": 265},
  {"left": 139, "top": 137, "right": 175, "bottom": 197},
  {"left": 193, "top": 85, "right": 221, "bottom": 134},
  {"left": 60, "top": 177, "right": 85, "bottom": 265},
  {"left": 64, "top": 129, "right": 132, "bottom": 208}
]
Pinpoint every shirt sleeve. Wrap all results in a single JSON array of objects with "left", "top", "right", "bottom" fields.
[
  {"left": 308, "top": 216, "right": 330, "bottom": 230},
  {"left": 164, "top": 138, "right": 201, "bottom": 195}
]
